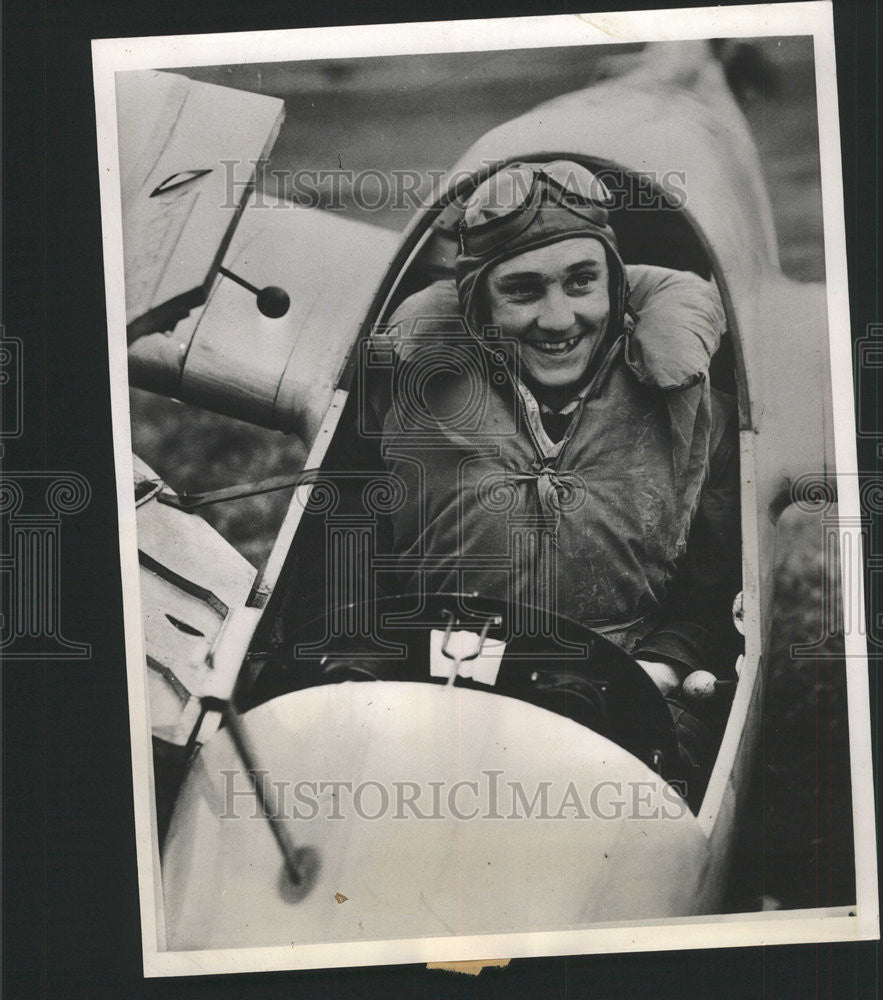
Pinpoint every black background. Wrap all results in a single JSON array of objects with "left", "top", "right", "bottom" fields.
[{"left": 2, "top": 1, "right": 878, "bottom": 997}]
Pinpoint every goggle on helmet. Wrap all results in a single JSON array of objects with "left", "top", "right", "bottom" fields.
[{"left": 458, "top": 160, "right": 615, "bottom": 258}]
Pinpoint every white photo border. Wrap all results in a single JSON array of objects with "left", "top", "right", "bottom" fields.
[{"left": 92, "top": 1, "right": 879, "bottom": 977}]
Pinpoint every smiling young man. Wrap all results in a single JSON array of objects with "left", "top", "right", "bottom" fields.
[{"left": 318, "top": 163, "right": 742, "bottom": 779}]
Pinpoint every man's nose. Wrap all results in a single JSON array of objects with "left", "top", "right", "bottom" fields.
[{"left": 537, "top": 287, "right": 575, "bottom": 332}]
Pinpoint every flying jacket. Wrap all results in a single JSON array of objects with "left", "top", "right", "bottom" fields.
[{"left": 332, "top": 265, "right": 742, "bottom": 677}]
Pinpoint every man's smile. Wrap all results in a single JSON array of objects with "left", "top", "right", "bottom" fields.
[{"left": 524, "top": 331, "right": 586, "bottom": 357}]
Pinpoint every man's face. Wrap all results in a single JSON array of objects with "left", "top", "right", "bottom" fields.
[{"left": 485, "top": 237, "right": 611, "bottom": 389}]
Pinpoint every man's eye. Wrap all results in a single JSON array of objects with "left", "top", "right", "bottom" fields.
[
  {"left": 504, "top": 284, "right": 542, "bottom": 301},
  {"left": 567, "top": 273, "right": 596, "bottom": 292}
]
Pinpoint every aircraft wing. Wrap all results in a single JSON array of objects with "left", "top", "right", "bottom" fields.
[{"left": 117, "top": 70, "right": 285, "bottom": 341}]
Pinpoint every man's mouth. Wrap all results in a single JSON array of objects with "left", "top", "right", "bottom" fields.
[{"left": 525, "top": 332, "right": 585, "bottom": 357}]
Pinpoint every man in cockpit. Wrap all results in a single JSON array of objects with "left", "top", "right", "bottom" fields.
[
  {"left": 364, "top": 161, "right": 740, "bottom": 674},
  {"left": 314, "top": 161, "right": 742, "bottom": 788}
]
